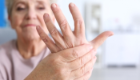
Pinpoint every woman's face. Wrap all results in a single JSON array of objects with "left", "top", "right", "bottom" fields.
[{"left": 9, "top": 0, "right": 54, "bottom": 41}]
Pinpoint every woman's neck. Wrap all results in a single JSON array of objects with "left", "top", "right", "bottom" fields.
[{"left": 17, "top": 38, "right": 46, "bottom": 59}]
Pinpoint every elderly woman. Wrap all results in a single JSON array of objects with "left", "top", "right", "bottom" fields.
[{"left": 0, "top": 0, "right": 113, "bottom": 80}]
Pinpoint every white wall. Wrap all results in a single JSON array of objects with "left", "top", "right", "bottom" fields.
[
  {"left": 57, "top": 0, "right": 140, "bottom": 31},
  {"left": 57, "top": 0, "right": 140, "bottom": 66}
]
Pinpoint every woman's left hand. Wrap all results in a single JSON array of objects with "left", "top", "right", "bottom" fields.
[
  {"left": 36, "top": 3, "right": 113, "bottom": 80},
  {"left": 36, "top": 3, "right": 113, "bottom": 53}
]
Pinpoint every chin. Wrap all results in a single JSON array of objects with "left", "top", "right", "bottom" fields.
[
  {"left": 21, "top": 29, "right": 41, "bottom": 41},
  {"left": 24, "top": 34, "right": 40, "bottom": 41}
]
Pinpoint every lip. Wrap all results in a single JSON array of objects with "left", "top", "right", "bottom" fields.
[{"left": 24, "top": 24, "right": 37, "bottom": 27}]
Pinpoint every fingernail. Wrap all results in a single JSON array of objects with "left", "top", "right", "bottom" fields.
[
  {"left": 44, "top": 14, "right": 49, "bottom": 22},
  {"left": 61, "top": 21, "right": 66, "bottom": 30},
  {"left": 109, "top": 33, "right": 114, "bottom": 37},
  {"left": 52, "top": 4, "right": 57, "bottom": 8},
  {"left": 70, "top": 3, "right": 75, "bottom": 7},
  {"left": 45, "top": 14, "right": 49, "bottom": 18}
]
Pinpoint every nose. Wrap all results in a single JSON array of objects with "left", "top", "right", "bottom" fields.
[{"left": 25, "top": 8, "right": 37, "bottom": 20}]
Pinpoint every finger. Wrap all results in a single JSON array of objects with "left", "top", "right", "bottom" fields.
[
  {"left": 58, "top": 44, "right": 93, "bottom": 62},
  {"left": 43, "top": 13, "right": 67, "bottom": 50},
  {"left": 36, "top": 25, "right": 59, "bottom": 53},
  {"left": 69, "top": 3, "right": 85, "bottom": 39},
  {"left": 68, "top": 49, "right": 96, "bottom": 70},
  {"left": 90, "top": 31, "right": 114, "bottom": 50},
  {"left": 75, "top": 69, "right": 93, "bottom": 80},
  {"left": 71, "top": 56, "right": 96, "bottom": 79},
  {"left": 51, "top": 3, "right": 75, "bottom": 48}
]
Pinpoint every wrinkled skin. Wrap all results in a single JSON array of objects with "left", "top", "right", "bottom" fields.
[{"left": 25, "top": 3, "right": 113, "bottom": 80}]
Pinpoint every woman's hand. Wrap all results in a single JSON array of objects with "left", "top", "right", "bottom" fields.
[
  {"left": 25, "top": 44, "right": 96, "bottom": 80},
  {"left": 35, "top": 3, "right": 113, "bottom": 80},
  {"left": 36, "top": 3, "right": 113, "bottom": 53}
]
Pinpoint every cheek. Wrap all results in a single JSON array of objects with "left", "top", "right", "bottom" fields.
[{"left": 10, "top": 14, "right": 24, "bottom": 30}]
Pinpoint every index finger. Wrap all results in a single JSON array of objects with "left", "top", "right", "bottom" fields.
[{"left": 57, "top": 44, "right": 93, "bottom": 62}]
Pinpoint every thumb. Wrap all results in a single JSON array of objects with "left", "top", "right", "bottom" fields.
[{"left": 89, "top": 31, "right": 114, "bottom": 50}]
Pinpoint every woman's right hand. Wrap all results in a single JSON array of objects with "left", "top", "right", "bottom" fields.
[{"left": 25, "top": 44, "right": 96, "bottom": 80}]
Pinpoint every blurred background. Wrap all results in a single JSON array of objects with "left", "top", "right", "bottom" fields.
[{"left": 0, "top": 0, "right": 140, "bottom": 80}]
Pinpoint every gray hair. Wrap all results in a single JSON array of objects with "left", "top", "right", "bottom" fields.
[{"left": 5, "top": 0, "right": 57, "bottom": 16}]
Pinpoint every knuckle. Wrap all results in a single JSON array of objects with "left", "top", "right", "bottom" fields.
[
  {"left": 39, "top": 32, "right": 46, "bottom": 38},
  {"left": 50, "top": 55, "right": 61, "bottom": 65},
  {"left": 88, "top": 55, "right": 93, "bottom": 63},
  {"left": 80, "top": 66, "right": 85, "bottom": 75},
  {"left": 76, "top": 19, "right": 84, "bottom": 27},
  {"left": 79, "top": 57, "right": 84, "bottom": 66},
  {"left": 66, "top": 41, "right": 74, "bottom": 48},
  {"left": 61, "top": 20, "right": 68, "bottom": 30},
  {"left": 56, "top": 68, "right": 65, "bottom": 75},
  {"left": 56, "top": 68, "right": 69, "bottom": 80},
  {"left": 51, "top": 58, "right": 59, "bottom": 65},
  {"left": 72, "top": 49, "right": 79, "bottom": 59},
  {"left": 50, "top": 28, "right": 59, "bottom": 36},
  {"left": 55, "top": 69, "right": 65, "bottom": 80},
  {"left": 42, "top": 38, "right": 49, "bottom": 43}
]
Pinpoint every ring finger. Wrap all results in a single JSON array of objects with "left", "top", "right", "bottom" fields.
[{"left": 43, "top": 13, "right": 66, "bottom": 50}]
